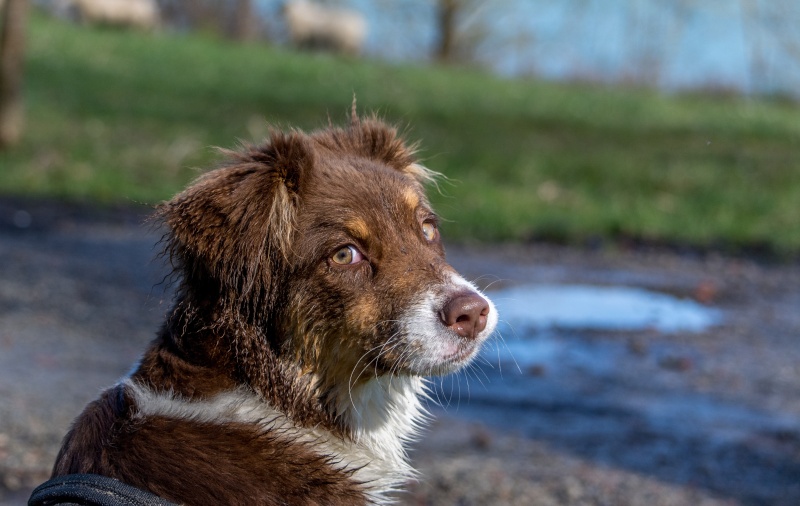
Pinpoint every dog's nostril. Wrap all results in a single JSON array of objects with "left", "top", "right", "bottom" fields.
[{"left": 441, "top": 292, "right": 491, "bottom": 340}]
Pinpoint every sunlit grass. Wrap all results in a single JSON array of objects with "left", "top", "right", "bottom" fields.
[{"left": 1, "top": 14, "right": 799, "bottom": 253}]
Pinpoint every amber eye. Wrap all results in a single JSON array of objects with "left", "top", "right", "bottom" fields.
[
  {"left": 422, "top": 221, "right": 437, "bottom": 242},
  {"left": 331, "top": 245, "right": 363, "bottom": 265}
]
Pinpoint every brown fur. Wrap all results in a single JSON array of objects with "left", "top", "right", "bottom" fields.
[
  {"left": 52, "top": 112, "right": 494, "bottom": 505},
  {"left": 54, "top": 386, "right": 364, "bottom": 505}
]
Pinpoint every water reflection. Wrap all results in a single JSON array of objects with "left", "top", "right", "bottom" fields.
[
  {"left": 484, "top": 283, "right": 721, "bottom": 369},
  {"left": 492, "top": 283, "right": 721, "bottom": 333}
]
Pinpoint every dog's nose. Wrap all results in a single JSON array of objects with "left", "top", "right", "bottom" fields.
[{"left": 440, "top": 292, "right": 490, "bottom": 340}]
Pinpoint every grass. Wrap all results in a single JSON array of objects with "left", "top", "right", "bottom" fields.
[{"left": 2, "top": 14, "right": 800, "bottom": 254}]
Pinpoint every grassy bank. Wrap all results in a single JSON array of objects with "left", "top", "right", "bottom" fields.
[{"left": 2, "top": 14, "right": 799, "bottom": 253}]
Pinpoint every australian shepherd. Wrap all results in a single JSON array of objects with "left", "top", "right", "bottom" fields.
[{"left": 51, "top": 112, "right": 498, "bottom": 505}]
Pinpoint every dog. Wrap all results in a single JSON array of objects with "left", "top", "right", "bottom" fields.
[{"left": 51, "top": 113, "right": 498, "bottom": 505}]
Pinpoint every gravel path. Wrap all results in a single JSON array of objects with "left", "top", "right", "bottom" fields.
[{"left": 1, "top": 197, "right": 799, "bottom": 505}]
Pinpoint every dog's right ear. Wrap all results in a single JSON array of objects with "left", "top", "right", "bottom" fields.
[{"left": 157, "top": 130, "right": 314, "bottom": 299}]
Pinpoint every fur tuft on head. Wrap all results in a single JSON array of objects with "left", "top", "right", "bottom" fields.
[{"left": 314, "top": 109, "right": 437, "bottom": 183}]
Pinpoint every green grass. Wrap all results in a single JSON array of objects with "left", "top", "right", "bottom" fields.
[{"left": 2, "top": 14, "right": 800, "bottom": 254}]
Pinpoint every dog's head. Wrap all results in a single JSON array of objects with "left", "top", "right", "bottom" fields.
[{"left": 159, "top": 115, "right": 497, "bottom": 398}]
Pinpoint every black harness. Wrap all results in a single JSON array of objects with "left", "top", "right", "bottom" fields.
[{"left": 28, "top": 474, "right": 177, "bottom": 506}]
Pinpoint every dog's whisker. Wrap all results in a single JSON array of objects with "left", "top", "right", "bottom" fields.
[
  {"left": 386, "top": 344, "right": 416, "bottom": 391},
  {"left": 346, "top": 336, "right": 406, "bottom": 412},
  {"left": 440, "top": 375, "right": 455, "bottom": 410},
  {"left": 492, "top": 321, "right": 522, "bottom": 375},
  {"left": 467, "top": 362, "right": 490, "bottom": 389},
  {"left": 468, "top": 274, "right": 503, "bottom": 289},
  {"left": 480, "top": 277, "right": 510, "bottom": 292},
  {"left": 349, "top": 334, "right": 405, "bottom": 389}
]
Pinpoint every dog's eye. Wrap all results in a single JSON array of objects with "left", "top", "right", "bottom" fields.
[
  {"left": 331, "top": 245, "right": 363, "bottom": 265},
  {"left": 422, "top": 221, "right": 438, "bottom": 242}
]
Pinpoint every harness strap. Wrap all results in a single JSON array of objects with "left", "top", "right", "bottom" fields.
[{"left": 28, "top": 474, "right": 178, "bottom": 506}]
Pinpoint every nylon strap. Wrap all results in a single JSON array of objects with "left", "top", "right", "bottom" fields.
[{"left": 28, "top": 474, "right": 178, "bottom": 506}]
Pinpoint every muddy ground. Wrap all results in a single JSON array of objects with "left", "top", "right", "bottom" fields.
[{"left": 0, "top": 197, "right": 798, "bottom": 505}]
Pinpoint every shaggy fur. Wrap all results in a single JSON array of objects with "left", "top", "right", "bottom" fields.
[{"left": 52, "top": 112, "right": 498, "bottom": 505}]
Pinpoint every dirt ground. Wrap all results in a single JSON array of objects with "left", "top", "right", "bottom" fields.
[{"left": 1, "top": 197, "right": 799, "bottom": 505}]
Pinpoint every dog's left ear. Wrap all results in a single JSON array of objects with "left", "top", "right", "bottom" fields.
[{"left": 158, "top": 130, "right": 313, "bottom": 299}]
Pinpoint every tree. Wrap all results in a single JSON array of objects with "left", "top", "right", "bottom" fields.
[
  {"left": 159, "top": 0, "right": 263, "bottom": 42},
  {"left": 433, "top": 0, "right": 492, "bottom": 64},
  {"left": 231, "top": 0, "right": 258, "bottom": 42},
  {"left": 0, "top": 0, "right": 29, "bottom": 148},
  {"left": 435, "top": 0, "right": 458, "bottom": 62}
]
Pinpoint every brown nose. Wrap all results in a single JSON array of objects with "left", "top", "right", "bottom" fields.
[{"left": 440, "top": 292, "right": 490, "bottom": 340}]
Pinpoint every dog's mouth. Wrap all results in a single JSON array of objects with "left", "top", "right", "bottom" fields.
[
  {"left": 438, "top": 335, "right": 477, "bottom": 360},
  {"left": 413, "top": 336, "right": 483, "bottom": 377},
  {"left": 440, "top": 340, "right": 480, "bottom": 366}
]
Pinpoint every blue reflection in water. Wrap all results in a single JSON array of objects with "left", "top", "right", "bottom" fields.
[
  {"left": 492, "top": 284, "right": 720, "bottom": 333},
  {"left": 485, "top": 284, "right": 722, "bottom": 369}
]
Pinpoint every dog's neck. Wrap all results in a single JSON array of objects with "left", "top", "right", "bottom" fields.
[
  {"left": 154, "top": 298, "right": 432, "bottom": 498},
  {"left": 267, "top": 355, "right": 430, "bottom": 461},
  {"left": 335, "top": 375, "right": 428, "bottom": 454}
]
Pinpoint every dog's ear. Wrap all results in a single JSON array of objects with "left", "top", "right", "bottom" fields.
[{"left": 158, "top": 130, "right": 313, "bottom": 300}]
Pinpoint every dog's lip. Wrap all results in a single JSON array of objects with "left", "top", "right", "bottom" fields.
[{"left": 441, "top": 340, "right": 478, "bottom": 365}]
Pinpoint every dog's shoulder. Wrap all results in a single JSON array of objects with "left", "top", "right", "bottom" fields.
[
  {"left": 52, "top": 383, "right": 129, "bottom": 478},
  {"left": 53, "top": 380, "right": 368, "bottom": 505}
]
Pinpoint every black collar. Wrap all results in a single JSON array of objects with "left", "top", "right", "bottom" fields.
[{"left": 29, "top": 474, "right": 177, "bottom": 506}]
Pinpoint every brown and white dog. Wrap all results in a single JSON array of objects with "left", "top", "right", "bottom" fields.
[{"left": 51, "top": 113, "right": 498, "bottom": 505}]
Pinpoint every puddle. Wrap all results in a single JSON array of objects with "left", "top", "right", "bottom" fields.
[
  {"left": 482, "top": 283, "right": 722, "bottom": 370},
  {"left": 490, "top": 284, "right": 722, "bottom": 334}
]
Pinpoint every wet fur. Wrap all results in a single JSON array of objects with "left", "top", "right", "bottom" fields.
[{"left": 52, "top": 113, "right": 497, "bottom": 505}]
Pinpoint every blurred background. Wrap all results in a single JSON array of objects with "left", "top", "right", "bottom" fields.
[
  {"left": 1, "top": 1, "right": 799, "bottom": 505},
  {"left": 1, "top": 0, "right": 799, "bottom": 249}
]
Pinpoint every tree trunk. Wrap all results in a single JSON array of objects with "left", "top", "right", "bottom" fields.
[
  {"left": 0, "top": 0, "right": 30, "bottom": 148},
  {"left": 435, "top": 0, "right": 458, "bottom": 62},
  {"left": 231, "top": 0, "right": 258, "bottom": 42}
]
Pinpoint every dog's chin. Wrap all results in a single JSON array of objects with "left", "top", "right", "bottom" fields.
[{"left": 406, "top": 337, "right": 482, "bottom": 377}]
